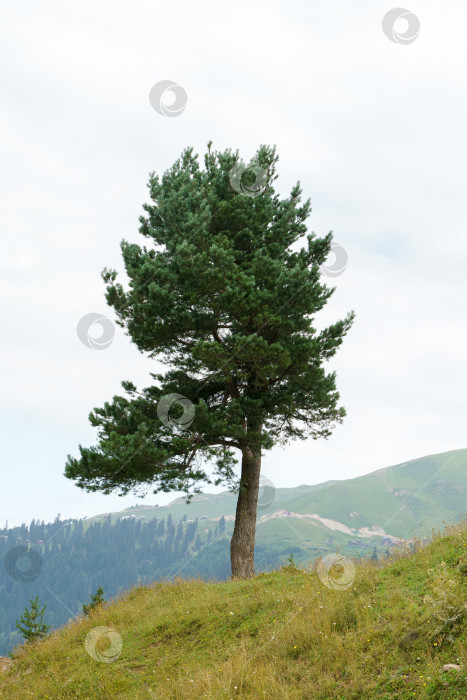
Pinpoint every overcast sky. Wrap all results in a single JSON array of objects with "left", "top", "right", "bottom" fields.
[{"left": 1, "top": 0, "right": 466, "bottom": 526}]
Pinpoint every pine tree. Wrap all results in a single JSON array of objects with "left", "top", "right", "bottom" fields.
[
  {"left": 82, "top": 586, "right": 106, "bottom": 615},
  {"left": 15, "top": 596, "right": 50, "bottom": 643},
  {"left": 65, "top": 144, "right": 354, "bottom": 578}
]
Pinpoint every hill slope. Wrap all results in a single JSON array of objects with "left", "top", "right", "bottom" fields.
[
  {"left": 1, "top": 449, "right": 465, "bottom": 659},
  {"left": 1, "top": 520, "right": 466, "bottom": 699}
]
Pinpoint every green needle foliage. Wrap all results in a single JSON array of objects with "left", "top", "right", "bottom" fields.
[
  {"left": 65, "top": 143, "right": 354, "bottom": 577},
  {"left": 15, "top": 596, "right": 50, "bottom": 643},
  {"left": 82, "top": 586, "right": 106, "bottom": 616}
]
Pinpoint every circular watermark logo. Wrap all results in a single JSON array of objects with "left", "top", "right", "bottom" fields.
[
  {"left": 149, "top": 80, "right": 187, "bottom": 117},
  {"left": 157, "top": 393, "right": 195, "bottom": 430},
  {"left": 257, "top": 475, "right": 276, "bottom": 510},
  {"left": 77, "top": 313, "right": 115, "bottom": 350},
  {"left": 316, "top": 553, "right": 355, "bottom": 591},
  {"left": 4, "top": 546, "right": 42, "bottom": 583},
  {"left": 382, "top": 8, "right": 420, "bottom": 44},
  {"left": 320, "top": 243, "right": 348, "bottom": 278},
  {"left": 229, "top": 162, "right": 267, "bottom": 198},
  {"left": 84, "top": 626, "right": 123, "bottom": 663}
]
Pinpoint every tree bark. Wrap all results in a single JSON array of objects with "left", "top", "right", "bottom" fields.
[{"left": 230, "top": 439, "right": 262, "bottom": 579}]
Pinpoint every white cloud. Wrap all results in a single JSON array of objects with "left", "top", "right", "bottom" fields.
[{"left": 1, "top": 0, "right": 466, "bottom": 525}]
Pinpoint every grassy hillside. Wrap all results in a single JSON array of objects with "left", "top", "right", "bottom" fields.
[{"left": 1, "top": 520, "right": 466, "bottom": 699}]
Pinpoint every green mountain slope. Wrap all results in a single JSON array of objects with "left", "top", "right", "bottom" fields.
[{"left": 93, "top": 448, "right": 467, "bottom": 554}]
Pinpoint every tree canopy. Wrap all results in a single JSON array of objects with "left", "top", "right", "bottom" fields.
[{"left": 65, "top": 143, "right": 354, "bottom": 577}]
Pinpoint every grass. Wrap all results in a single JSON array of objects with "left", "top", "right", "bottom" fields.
[{"left": 1, "top": 521, "right": 466, "bottom": 699}]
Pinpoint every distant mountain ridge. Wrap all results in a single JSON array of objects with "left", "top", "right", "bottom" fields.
[{"left": 91, "top": 447, "right": 467, "bottom": 553}]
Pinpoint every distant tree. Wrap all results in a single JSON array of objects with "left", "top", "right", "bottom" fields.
[
  {"left": 175, "top": 523, "right": 183, "bottom": 550},
  {"left": 370, "top": 547, "right": 378, "bottom": 563},
  {"left": 157, "top": 518, "right": 165, "bottom": 537},
  {"left": 82, "top": 586, "right": 106, "bottom": 616},
  {"left": 219, "top": 516, "right": 226, "bottom": 534},
  {"left": 65, "top": 144, "right": 354, "bottom": 579},
  {"left": 16, "top": 596, "right": 50, "bottom": 643}
]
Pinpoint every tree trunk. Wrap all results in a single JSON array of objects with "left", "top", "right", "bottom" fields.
[{"left": 230, "top": 440, "right": 262, "bottom": 579}]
